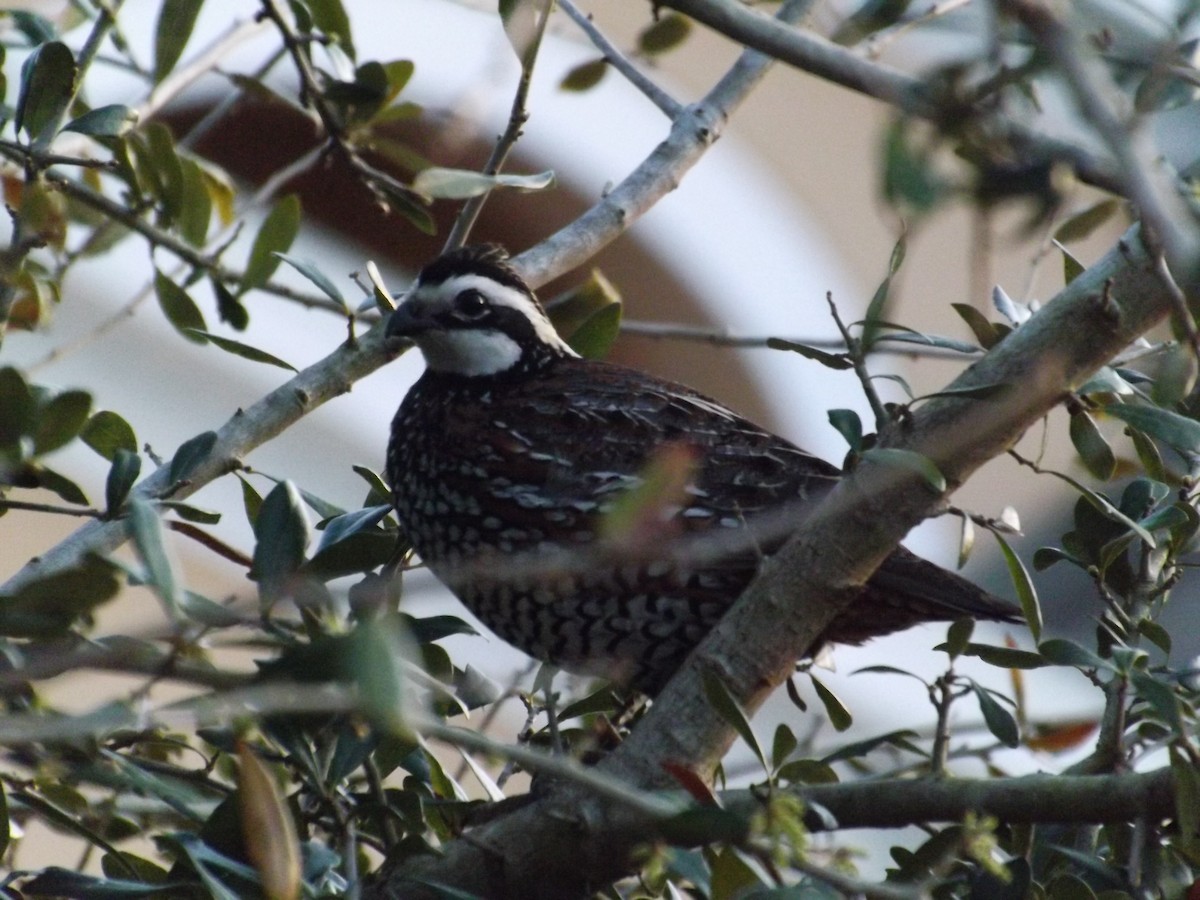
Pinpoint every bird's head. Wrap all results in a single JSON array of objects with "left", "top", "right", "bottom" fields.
[{"left": 386, "top": 244, "right": 578, "bottom": 378}]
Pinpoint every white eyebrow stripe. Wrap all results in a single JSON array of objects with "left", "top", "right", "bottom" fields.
[{"left": 433, "top": 273, "right": 579, "bottom": 358}]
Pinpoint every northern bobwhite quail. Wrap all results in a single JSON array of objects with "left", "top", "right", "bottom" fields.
[{"left": 385, "top": 245, "right": 1020, "bottom": 693}]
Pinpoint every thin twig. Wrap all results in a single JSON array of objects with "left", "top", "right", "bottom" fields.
[
  {"left": 443, "top": 2, "right": 553, "bottom": 250},
  {"left": 826, "top": 291, "right": 889, "bottom": 428},
  {"left": 0, "top": 499, "right": 104, "bottom": 518},
  {"left": 557, "top": 0, "right": 684, "bottom": 118}
]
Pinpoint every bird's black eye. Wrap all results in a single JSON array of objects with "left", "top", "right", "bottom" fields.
[{"left": 454, "top": 289, "right": 489, "bottom": 319}]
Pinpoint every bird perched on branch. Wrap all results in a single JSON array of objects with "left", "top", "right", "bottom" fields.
[{"left": 385, "top": 245, "right": 1020, "bottom": 693}]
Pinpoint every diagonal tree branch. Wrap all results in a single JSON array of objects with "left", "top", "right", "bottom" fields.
[
  {"left": 0, "top": 2, "right": 801, "bottom": 598},
  {"left": 366, "top": 226, "right": 1173, "bottom": 898}
]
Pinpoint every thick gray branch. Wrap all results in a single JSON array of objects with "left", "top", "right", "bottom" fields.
[{"left": 367, "top": 229, "right": 1171, "bottom": 899}]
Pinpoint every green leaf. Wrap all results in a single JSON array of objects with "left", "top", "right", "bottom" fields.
[
  {"left": 32, "top": 388, "right": 91, "bottom": 454},
  {"left": 1171, "top": 745, "right": 1200, "bottom": 854},
  {"left": 860, "top": 447, "right": 946, "bottom": 492},
  {"left": 1056, "top": 240, "right": 1085, "bottom": 284},
  {"left": 81, "top": 411, "right": 138, "bottom": 461},
  {"left": 639, "top": 13, "right": 691, "bottom": 54},
  {"left": 154, "top": 271, "right": 207, "bottom": 342},
  {"left": 701, "top": 669, "right": 767, "bottom": 772},
  {"left": 766, "top": 337, "right": 853, "bottom": 369},
  {"left": 178, "top": 156, "right": 212, "bottom": 247},
  {"left": 771, "top": 723, "right": 797, "bottom": 770},
  {"left": 945, "top": 617, "right": 974, "bottom": 660},
  {"left": 548, "top": 270, "right": 623, "bottom": 359},
  {"left": 33, "top": 465, "right": 90, "bottom": 505},
  {"left": 1038, "top": 638, "right": 1108, "bottom": 670},
  {"left": 809, "top": 672, "right": 853, "bottom": 731},
  {"left": 63, "top": 103, "right": 137, "bottom": 137},
  {"left": 1070, "top": 410, "right": 1116, "bottom": 481},
  {"left": 308, "top": 0, "right": 355, "bottom": 60},
  {"left": 274, "top": 252, "right": 345, "bottom": 307},
  {"left": 154, "top": 0, "right": 205, "bottom": 83},
  {"left": 159, "top": 500, "right": 220, "bottom": 524},
  {"left": 105, "top": 448, "right": 141, "bottom": 515},
  {"left": 241, "top": 194, "right": 301, "bottom": 294},
  {"left": 0, "top": 366, "right": 34, "bottom": 449},
  {"left": 862, "top": 232, "right": 905, "bottom": 350},
  {"left": 1105, "top": 403, "right": 1200, "bottom": 456},
  {"left": 828, "top": 408, "right": 863, "bottom": 452},
  {"left": 960, "top": 642, "right": 1046, "bottom": 669},
  {"left": 143, "top": 123, "right": 184, "bottom": 223},
  {"left": 127, "top": 497, "right": 181, "bottom": 618},
  {"left": 351, "top": 616, "right": 415, "bottom": 735},
  {"left": 248, "top": 480, "right": 310, "bottom": 602},
  {"left": 412, "top": 166, "right": 555, "bottom": 200},
  {"left": 0, "top": 556, "right": 121, "bottom": 637},
  {"left": 314, "top": 504, "right": 391, "bottom": 554},
  {"left": 168, "top": 430, "right": 217, "bottom": 484},
  {"left": 1152, "top": 344, "right": 1198, "bottom": 407},
  {"left": 950, "top": 302, "right": 1000, "bottom": 348},
  {"left": 1054, "top": 199, "right": 1120, "bottom": 243},
  {"left": 970, "top": 680, "right": 1019, "bottom": 747},
  {"left": 915, "top": 382, "right": 1013, "bottom": 403},
  {"left": 882, "top": 120, "right": 943, "bottom": 212},
  {"left": 211, "top": 278, "right": 249, "bottom": 331},
  {"left": 237, "top": 474, "right": 263, "bottom": 526},
  {"left": 821, "top": 729, "right": 922, "bottom": 763},
  {"left": 560, "top": 58, "right": 607, "bottom": 91},
  {"left": 352, "top": 464, "right": 392, "bottom": 505},
  {"left": 16, "top": 41, "right": 76, "bottom": 144},
  {"left": 990, "top": 529, "right": 1042, "bottom": 642},
  {"left": 184, "top": 330, "right": 297, "bottom": 372}
]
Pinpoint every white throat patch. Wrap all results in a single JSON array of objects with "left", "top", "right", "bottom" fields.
[{"left": 419, "top": 329, "right": 523, "bottom": 376}]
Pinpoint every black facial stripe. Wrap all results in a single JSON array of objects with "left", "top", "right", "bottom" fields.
[{"left": 433, "top": 303, "right": 545, "bottom": 347}]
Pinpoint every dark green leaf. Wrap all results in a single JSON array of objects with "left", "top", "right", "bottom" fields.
[
  {"left": 1054, "top": 199, "right": 1120, "bottom": 243},
  {"left": 127, "top": 497, "right": 181, "bottom": 617},
  {"left": 32, "top": 464, "right": 90, "bottom": 505},
  {"left": 1131, "top": 670, "right": 1182, "bottom": 727},
  {"left": 1171, "top": 745, "right": 1200, "bottom": 854},
  {"left": 20, "top": 868, "right": 179, "bottom": 898},
  {"left": 771, "top": 723, "right": 798, "bottom": 770},
  {"left": 1056, "top": 240, "right": 1085, "bottom": 284},
  {"left": 352, "top": 464, "right": 392, "bottom": 506},
  {"left": 143, "top": 123, "right": 184, "bottom": 222},
  {"left": 0, "top": 366, "right": 34, "bottom": 448},
  {"left": 821, "top": 729, "right": 922, "bottom": 763},
  {"left": 304, "top": 530, "right": 396, "bottom": 580},
  {"left": 862, "top": 232, "right": 905, "bottom": 350},
  {"left": 809, "top": 672, "right": 852, "bottom": 731},
  {"left": 775, "top": 758, "right": 839, "bottom": 785},
  {"left": 970, "top": 680, "right": 1019, "bottom": 747},
  {"left": 155, "top": 271, "right": 207, "bottom": 342},
  {"left": 81, "top": 410, "right": 138, "bottom": 461},
  {"left": 237, "top": 473, "right": 263, "bottom": 526},
  {"left": 883, "top": 120, "right": 943, "bottom": 212},
  {"left": 1105, "top": 403, "right": 1200, "bottom": 456},
  {"left": 960, "top": 642, "right": 1046, "bottom": 669},
  {"left": 184, "top": 329, "right": 297, "bottom": 372},
  {"left": 950, "top": 302, "right": 1000, "bottom": 348},
  {"left": 766, "top": 337, "right": 853, "bottom": 369},
  {"left": 32, "top": 388, "right": 91, "bottom": 454},
  {"left": 352, "top": 615, "right": 414, "bottom": 734},
  {"left": 211, "top": 278, "right": 249, "bottom": 331},
  {"left": 990, "top": 528, "right": 1042, "bottom": 642},
  {"left": 101, "top": 851, "right": 169, "bottom": 884},
  {"left": 241, "top": 194, "right": 301, "bottom": 294},
  {"left": 560, "top": 58, "right": 607, "bottom": 91},
  {"left": 16, "top": 41, "right": 75, "bottom": 143},
  {"left": 701, "top": 669, "right": 767, "bottom": 772},
  {"left": 945, "top": 617, "right": 974, "bottom": 660},
  {"left": 827, "top": 408, "right": 863, "bottom": 452},
  {"left": 1070, "top": 410, "right": 1116, "bottom": 481},
  {"left": 105, "top": 448, "right": 141, "bottom": 515},
  {"left": 0, "top": 555, "right": 121, "bottom": 637},
  {"left": 168, "top": 430, "right": 217, "bottom": 484},
  {"left": 548, "top": 270, "right": 623, "bottom": 359},
  {"left": 315, "top": 504, "right": 391, "bottom": 553},
  {"left": 1138, "top": 619, "right": 1172, "bottom": 654},
  {"left": 248, "top": 480, "right": 309, "bottom": 600},
  {"left": 1038, "top": 638, "right": 1108, "bottom": 670},
  {"left": 274, "top": 252, "right": 345, "bottom": 307},
  {"left": 178, "top": 156, "right": 211, "bottom": 247},
  {"left": 639, "top": 13, "right": 691, "bottom": 54},
  {"left": 1032, "top": 546, "right": 1084, "bottom": 571},
  {"left": 159, "top": 500, "right": 221, "bottom": 524},
  {"left": 860, "top": 447, "right": 946, "bottom": 492},
  {"left": 308, "top": 0, "right": 355, "bottom": 59},
  {"left": 154, "top": 0, "right": 205, "bottom": 83},
  {"left": 63, "top": 104, "right": 137, "bottom": 137}
]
